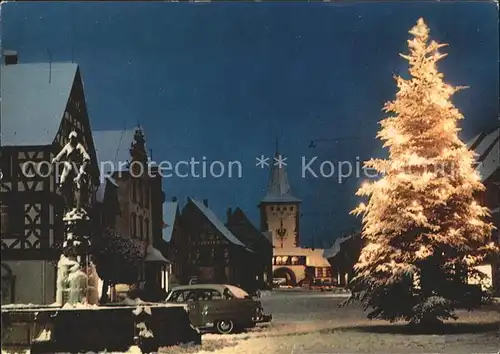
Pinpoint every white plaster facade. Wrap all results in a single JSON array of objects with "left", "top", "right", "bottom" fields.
[{"left": 2, "top": 260, "right": 56, "bottom": 305}]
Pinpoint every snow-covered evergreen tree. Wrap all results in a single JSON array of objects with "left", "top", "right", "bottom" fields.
[{"left": 346, "top": 18, "right": 498, "bottom": 326}]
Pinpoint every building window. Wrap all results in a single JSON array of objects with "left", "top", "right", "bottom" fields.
[
  {"left": 0, "top": 151, "right": 12, "bottom": 181},
  {"left": 144, "top": 185, "right": 150, "bottom": 209},
  {"left": 131, "top": 213, "right": 137, "bottom": 238},
  {"left": 1, "top": 263, "right": 15, "bottom": 304},
  {"left": 138, "top": 215, "right": 144, "bottom": 240},
  {"left": 199, "top": 247, "right": 212, "bottom": 266},
  {"left": 1, "top": 198, "right": 24, "bottom": 237},
  {"left": 131, "top": 179, "right": 137, "bottom": 203},
  {"left": 138, "top": 180, "right": 143, "bottom": 206},
  {"left": 144, "top": 217, "right": 149, "bottom": 242},
  {"left": 0, "top": 202, "right": 9, "bottom": 237}
]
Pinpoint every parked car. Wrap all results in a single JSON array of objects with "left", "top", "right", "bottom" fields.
[
  {"left": 166, "top": 284, "right": 272, "bottom": 334},
  {"left": 272, "top": 278, "right": 287, "bottom": 288},
  {"left": 320, "top": 280, "right": 334, "bottom": 292},
  {"left": 309, "top": 278, "right": 334, "bottom": 291}
]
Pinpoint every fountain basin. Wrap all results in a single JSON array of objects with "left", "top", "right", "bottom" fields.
[{"left": 1, "top": 302, "right": 201, "bottom": 353}]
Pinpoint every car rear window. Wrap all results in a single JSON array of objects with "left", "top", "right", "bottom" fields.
[{"left": 225, "top": 285, "right": 249, "bottom": 299}]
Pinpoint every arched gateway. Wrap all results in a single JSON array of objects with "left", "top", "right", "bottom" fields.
[{"left": 273, "top": 267, "right": 297, "bottom": 286}]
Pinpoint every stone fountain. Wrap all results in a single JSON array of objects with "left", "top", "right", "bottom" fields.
[
  {"left": 2, "top": 131, "right": 201, "bottom": 353},
  {"left": 52, "top": 131, "right": 98, "bottom": 306}
]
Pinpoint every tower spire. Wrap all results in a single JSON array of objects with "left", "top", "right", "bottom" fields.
[{"left": 260, "top": 138, "right": 301, "bottom": 204}]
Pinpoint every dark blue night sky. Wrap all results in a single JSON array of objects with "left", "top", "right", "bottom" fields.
[{"left": 2, "top": 2, "right": 498, "bottom": 247}]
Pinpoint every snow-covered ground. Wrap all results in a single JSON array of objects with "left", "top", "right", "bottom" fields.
[
  {"left": 160, "top": 290, "right": 500, "bottom": 354},
  {"left": 3, "top": 291, "right": 498, "bottom": 354}
]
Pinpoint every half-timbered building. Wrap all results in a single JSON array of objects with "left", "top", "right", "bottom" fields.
[
  {"left": 181, "top": 198, "right": 253, "bottom": 288},
  {"left": 0, "top": 54, "right": 99, "bottom": 304},
  {"left": 161, "top": 198, "right": 186, "bottom": 286},
  {"left": 226, "top": 207, "right": 273, "bottom": 290},
  {"left": 468, "top": 127, "right": 500, "bottom": 294}
]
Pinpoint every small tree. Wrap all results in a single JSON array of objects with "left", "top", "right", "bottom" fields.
[
  {"left": 92, "top": 229, "right": 144, "bottom": 303},
  {"left": 344, "top": 18, "right": 498, "bottom": 327}
]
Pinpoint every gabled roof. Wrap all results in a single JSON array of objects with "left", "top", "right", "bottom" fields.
[
  {"left": 1, "top": 62, "right": 78, "bottom": 147},
  {"left": 262, "top": 231, "right": 273, "bottom": 243},
  {"left": 162, "top": 201, "right": 179, "bottom": 243},
  {"left": 92, "top": 128, "right": 138, "bottom": 181},
  {"left": 189, "top": 198, "right": 246, "bottom": 247},
  {"left": 467, "top": 127, "right": 500, "bottom": 182},
  {"left": 92, "top": 126, "right": 153, "bottom": 202},
  {"left": 323, "top": 234, "right": 353, "bottom": 259},
  {"left": 261, "top": 151, "right": 301, "bottom": 204},
  {"left": 228, "top": 207, "right": 272, "bottom": 248},
  {"left": 95, "top": 176, "right": 119, "bottom": 203}
]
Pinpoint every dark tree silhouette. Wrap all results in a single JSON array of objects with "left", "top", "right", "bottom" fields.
[{"left": 92, "top": 229, "right": 144, "bottom": 304}]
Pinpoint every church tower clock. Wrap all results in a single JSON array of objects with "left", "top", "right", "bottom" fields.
[{"left": 258, "top": 146, "right": 301, "bottom": 249}]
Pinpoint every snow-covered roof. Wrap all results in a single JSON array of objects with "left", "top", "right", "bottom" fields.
[
  {"left": 323, "top": 234, "right": 354, "bottom": 259},
  {"left": 261, "top": 151, "right": 301, "bottom": 204},
  {"left": 144, "top": 245, "right": 170, "bottom": 263},
  {"left": 92, "top": 128, "right": 138, "bottom": 181},
  {"left": 262, "top": 231, "right": 273, "bottom": 243},
  {"left": 467, "top": 128, "right": 500, "bottom": 182},
  {"left": 0, "top": 62, "right": 78, "bottom": 147},
  {"left": 190, "top": 198, "right": 246, "bottom": 247},
  {"left": 162, "top": 201, "right": 179, "bottom": 243}
]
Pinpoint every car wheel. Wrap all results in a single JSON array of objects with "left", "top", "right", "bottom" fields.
[{"left": 216, "top": 320, "right": 235, "bottom": 334}]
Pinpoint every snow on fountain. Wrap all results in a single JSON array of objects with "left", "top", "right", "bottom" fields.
[{"left": 52, "top": 131, "right": 97, "bottom": 306}]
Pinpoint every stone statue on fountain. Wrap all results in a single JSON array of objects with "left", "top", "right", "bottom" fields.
[
  {"left": 52, "top": 131, "right": 98, "bottom": 306},
  {"left": 52, "top": 131, "right": 91, "bottom": 215}
]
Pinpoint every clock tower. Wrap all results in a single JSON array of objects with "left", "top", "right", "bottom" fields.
[{"left": 258, "top": 146, "right": 301, "bottom": 248}]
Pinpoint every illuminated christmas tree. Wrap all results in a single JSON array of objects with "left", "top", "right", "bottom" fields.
[{"left": 345, "top": 18, "right": 498, "bottom": 326}]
